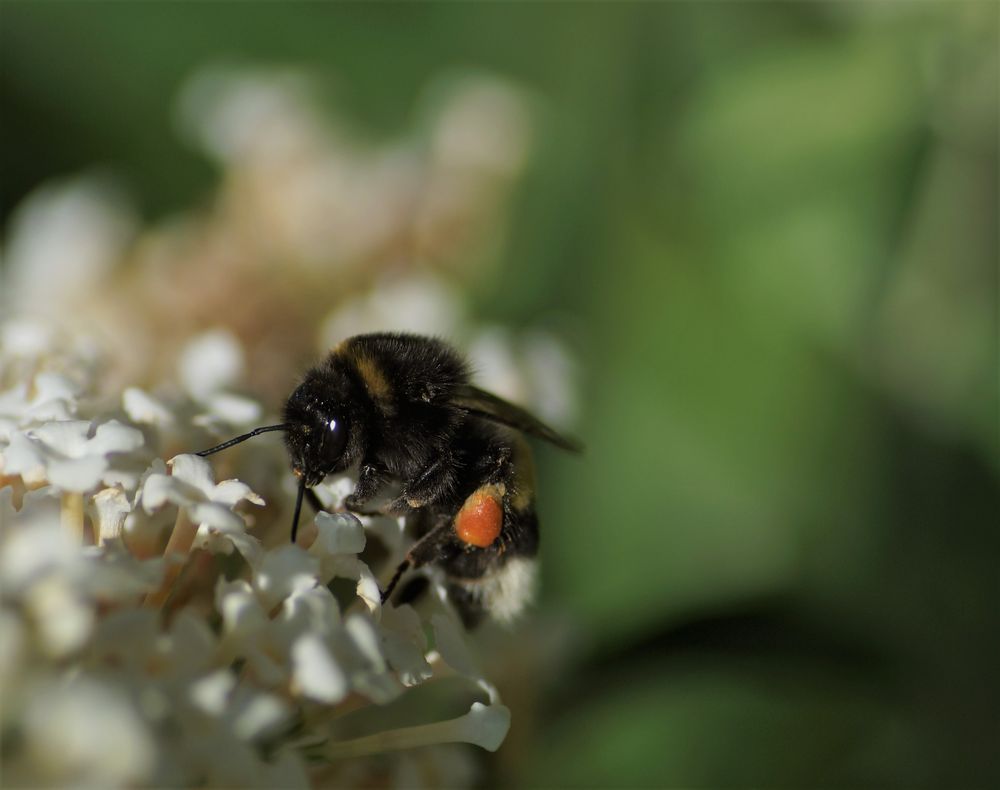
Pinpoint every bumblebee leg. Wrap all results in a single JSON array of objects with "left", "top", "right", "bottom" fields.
[
  {"left": 388, "top": 456, "right": 454, "bottom": 512},
  {"left": 381, "top": 517, "right": 455, "bottom": 602},
  {"left": 345, "top": 462, "right": 386, "bottom": 512},
  {"left": 381, "top": 560, "right": 410, "bottom": 603}
]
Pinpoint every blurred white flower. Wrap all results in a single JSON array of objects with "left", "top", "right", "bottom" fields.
[
  {"left": 179, "top": 329, "right": 246, "bottom": 401},
  {"left": 292, "top": 631, "right": 349, "bottom": 703},
  {"left": 521, "top": 328, "right": 580, "bottom": 427},
  {"left": 427, "top": 74, "right": 532, "bottom": 177},
  {"left": 2, "top": 419, "right": 144, "bottom": 492},
  {"left": 22, "top": 677, "right": 156, "bottom": 786},
  {"left": 1, "top": 176, "right": 136, "bottom": 319},
  {"left": 0, "top": 319, "right": 58, "bottom": 361},
  {"left": 0, "top": 489, "right": 69, "bottom": 592},
  {"left": 77, "top": 539, "right": 164, "bottom": 601},
  {"left": 0, "top": 373, "right": 80, "bottom": 444},
  {"left": 468, "top": 325, "right": 579, "bottom": 429},
  {"left": 25, "top": 573, "right": 94, "bottom": 656},
  {"left": 122, "top": 386, "right": 176, "bottom": 428},
  {"left": 320, "top": 273, "right": 466, "bottom": 345},
  {"left": 176, "top": 66, "right": 322, "bottom": 167},
  {"left": 195, "top": 390, "right": 264, "bottom": 429}
]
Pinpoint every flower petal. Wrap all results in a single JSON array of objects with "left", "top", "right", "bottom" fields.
[
  {"left": 76, "top": 539, "right": 164, "bottom": 600},
  {"left": 321, "top": 701, "right": 511, "bottom": 759},
  {"left": 431, "top": 613, "right": 478, "bottom": 678},
  {"left": 230, "top": 689, "right": 291, "bottom": 741},
  {"left": 187, "top": 501, "right": 246, "bottom": 532},
  {"left": 26, "top": 575, "right": 94, "bottom": 656},
  {"left": 253, "top": 545, "right": 320, "bottom": 610},
  {"left": 201, "top": 392, "right": 262, "bottom": 426},
  {"left": 141, "top": 472, "right": 199, "bottom": 512},
  {"left": 168, "top": 454, "right": 217, "bottom": 498},
  {"left": 359, "top": 512, "right": 407, "bottom": 552},
  {"left": 212, "top": 479, "right": 264, "bottom": 508},
  {"left": 279, "top": 586, "right": 341, "bottom": 635},
  {"left": 322, "top": 556, "right": 381, "bottom": 614},
  {"left": 194, "top": 521, "right": 262, "bottom": 564},
  {"left": 123, "top": 387, "right": 175, "bottom": 427},
  {"left": 189, "top": 669, "right": 236, "bottom": 717},
  {"left": 31, "top": 420, "right": 91, "bottom": 458},
  {"left": 216, "top": 578, "right": 268, "bottom": 642},
  {"left": 88, "top": 420, "right": 145, "bottom": 455},
  {"left": 88, "top": 487, "right": 132, "bottom": 544},
  {"left": 344, "top": 614, "right": 386, "bottom": 671},
  {"left": 291, "top": 633, "right": 347, "bottom": 704},
  {"left": 380, "top": 605, "right": 432, "bottom": 686},
  {"left": 1, "top": 432, "right": 47, "bottom": 482},
  {"left": 167, "top": 611, "right": 218, "bottom": 676},
  {"left": 311, "top": 511, "right": 366, "bottom": 556},
  {"left": 460, "top": 701, "right": 511, "bottom": 752},
  {"left": 47, "top": 455, "right": 108, "bottom": 492},
  {"left": 0, "top": 493, "right": 72, "bottom": 594}
]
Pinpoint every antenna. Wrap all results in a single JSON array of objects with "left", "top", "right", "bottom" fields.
[
  {"left": 195, "top": 424, "right": 289, "bottom": 457},
  {"left": 381, "top": 558, "right": 411, "bottom": 603}
]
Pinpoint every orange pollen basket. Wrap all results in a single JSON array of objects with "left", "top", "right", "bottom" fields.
[{"left": 454, "top": 490, "right": 503, "bottom": 548}]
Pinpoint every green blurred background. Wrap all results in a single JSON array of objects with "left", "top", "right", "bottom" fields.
[{"left": 2, "top": 2, "right": 997, "bottom": 787}]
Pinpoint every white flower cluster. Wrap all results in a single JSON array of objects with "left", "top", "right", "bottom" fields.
[{"left": 0, "top": 323, "right": 510, "bottom": 788}]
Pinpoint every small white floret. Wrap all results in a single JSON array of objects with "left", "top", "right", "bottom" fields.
[
  {"left": 179, "top": 330, "right": 245, "bottom": 400},
  {"left": 292, "top": 633, "right": 347, "bottom": 704}
]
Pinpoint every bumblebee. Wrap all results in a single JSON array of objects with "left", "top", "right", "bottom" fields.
[{"left": 197, "top": 332, "right": 580, "bottom": 625}]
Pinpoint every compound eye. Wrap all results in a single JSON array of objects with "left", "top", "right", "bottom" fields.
[{"left": 321, "top": 416, "right": 348, "bottom": 465}]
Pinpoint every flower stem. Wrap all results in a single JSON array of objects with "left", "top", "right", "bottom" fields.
[
  {"left": 318, "top": 702, "right": 510, "bottom": 760},
  {"left": 60, "top": 492, "right": 85, "bottom": 545},
  {"left": 143, "top": 510, "right": 197, "bottom": 608}
]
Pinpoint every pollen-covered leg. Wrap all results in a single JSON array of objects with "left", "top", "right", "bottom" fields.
[{"left": 453, "top": 484, "right": 505, "bottom": 548}]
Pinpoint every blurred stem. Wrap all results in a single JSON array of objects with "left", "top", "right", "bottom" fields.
[
  {"left": 318, "top": 714, "right": 486, "bottom": 761},
  {"left": 60, "top": 491, "right": 85, "bottom": 545},
  {"left": 144, "top": 510, "right": 197, "bottom": 608}
]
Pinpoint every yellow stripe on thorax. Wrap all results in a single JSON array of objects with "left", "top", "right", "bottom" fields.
[{"left": 338, "top": 342, "right": 394, "bottom": 409}]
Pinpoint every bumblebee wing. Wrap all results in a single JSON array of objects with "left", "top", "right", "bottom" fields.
[{"left": 449, "top": 384, "right": 583, "bottom": 453}]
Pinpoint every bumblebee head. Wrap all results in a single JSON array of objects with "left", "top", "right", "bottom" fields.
[
  {"left": 194, "top": 354, "right": 370, "bottom": 543},
  {"left": 281, "top": 365, "right": 364, "bottom": 486}
]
